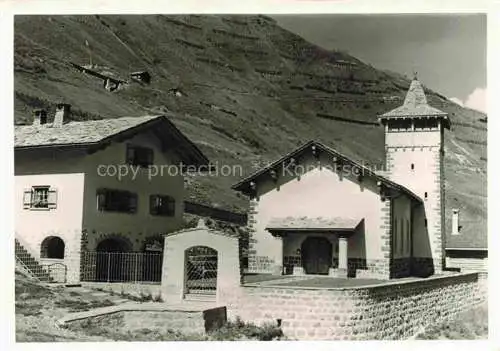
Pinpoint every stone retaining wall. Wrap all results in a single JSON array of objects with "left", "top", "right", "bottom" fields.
[
  {"left": 60, "top": 303, "right": 227, "bottom": 335},
  {"left": 222, "top": 272, "right": 487, "bottom": 340}
]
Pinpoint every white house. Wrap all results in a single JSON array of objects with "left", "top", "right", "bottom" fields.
[
  {"left": 232, "top": 79, "right": 451, "bottom": 279},
  {"left": 15, "top": 104, "right": 209, "bottom": 283},
  {"left": 445, "top": 208, "right": 487, "bottom": 272}
]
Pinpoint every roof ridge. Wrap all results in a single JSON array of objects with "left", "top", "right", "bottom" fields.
[{"left": 232, "top": 140, "right": 423, "bottom": 203}]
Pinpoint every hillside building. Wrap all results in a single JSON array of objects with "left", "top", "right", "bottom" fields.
[{"left": 130, "top": 71, "right": 152, "bottom": 84}]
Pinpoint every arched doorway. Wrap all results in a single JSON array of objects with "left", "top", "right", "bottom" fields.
[
  {"left": 301, "top": 237, "right": 333, "bottom": 275},
  {"left": 184, "top": 246, "right": 218, "bottom": 299},
  {"left": 95, "top": 237, "right": 132, "bottom": 282},
  {"left": 40, "top": 236, "right": 65, "bottom": 259}
]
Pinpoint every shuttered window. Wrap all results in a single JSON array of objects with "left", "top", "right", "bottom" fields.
[
  {"left": 97, "top": 189, "right": 138, "bottom": 213},
  {"left": 149, "top": 194, "right": 175, "bottom": 216},
  {"left": 23, "top": 186, "right": 57, "bottom": 210}
]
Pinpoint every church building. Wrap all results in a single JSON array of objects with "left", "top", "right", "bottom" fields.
[{"left": 232, "top": 79, "right": 451, "bottom": 279}]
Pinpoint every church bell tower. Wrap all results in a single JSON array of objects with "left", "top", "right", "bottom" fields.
[{"left": 379, "top": 77, "right": 450, "bottom": 273}]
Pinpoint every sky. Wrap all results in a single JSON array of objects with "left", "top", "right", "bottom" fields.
[{"left": 273, "top": 14, "right": 487, "bottom": 113}]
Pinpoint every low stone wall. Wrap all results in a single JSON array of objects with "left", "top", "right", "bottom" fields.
[
  {"left": 59, "top": 302, "right": 227, "bottom": 335},
  {"left": 222, "top": 272, "right": 487, "bottom": 340}
]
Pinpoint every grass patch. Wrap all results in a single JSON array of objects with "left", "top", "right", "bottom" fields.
[
  {"left": 208, "top": 317, "right": 284, "bottom": 341},
  {"left": 54, "top": 298, "right": 115, "bottom": 312},
  {"left": 68, "top": 314, "right": 285, "bottom": 341},
  {"left": 416, "top": 303, "right": 487, "bottom": 339},
  {"left": 15, "top": 301, "right": 44, "bottom": 316}
]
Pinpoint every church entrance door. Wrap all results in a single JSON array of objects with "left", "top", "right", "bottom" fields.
[{"left": 301, "top": 236, "right": 332, "bottom": 275}]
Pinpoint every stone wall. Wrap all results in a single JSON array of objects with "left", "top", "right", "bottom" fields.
[
  {"left": 63, "top": 305, "right": 227, "bottom": 335},
  {"left": 223, "top": 272, "right": 487, "bottom": 340}
]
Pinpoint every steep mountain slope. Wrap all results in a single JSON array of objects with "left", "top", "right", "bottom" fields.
[{"left": 14, "top": 15, "right": 487, "bottom": 243}]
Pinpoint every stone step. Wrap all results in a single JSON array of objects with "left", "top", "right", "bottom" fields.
[{"left": 184, "top": 294, "right": 216, "bottom": 302}]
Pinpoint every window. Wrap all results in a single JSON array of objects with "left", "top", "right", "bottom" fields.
[
  {"left": 406, "top": 220, "right": 411, "bottom": 254},
  {"left": 400, "top": 219, "right": 404, "bottom": 254},
  {"left": 410, "top": 163, "right": 415, "bottom": 171},
  {"left": 40, "top": 236, "right": 65, "bottom": 259},
  {"left": 388, "top": 119, "right": 412, "bottom": 132},
  {"left": 23, "top": 186, "right": 57, "bottom": 210},
  {"left": 97, "top": 189, "right": 138, "bottom": 213},
  {"left": 150, "top": 195, "right": 175, "bottom": 216},
  {"left": 126, "top": 144, "right": 154, "bottom": 168},
  {"left": 414, "top": 118, "right": 439, "bottom": 131}
]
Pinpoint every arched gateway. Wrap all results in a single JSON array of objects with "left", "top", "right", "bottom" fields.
[{"left": 161, "top": 220, "right": 240, "bottom": 304}]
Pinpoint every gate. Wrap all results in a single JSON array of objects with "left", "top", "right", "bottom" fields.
[
  {"left": 185, "top": 246, "right": 218, "bottom": 297},
  {"left": 81, "top": 251, "right": 163, "bottom": 283}
]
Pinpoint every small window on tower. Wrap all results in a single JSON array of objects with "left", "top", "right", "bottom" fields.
[
  {"left": 414, "top": 118, "right": 439, "bottom": 131},
  {"left": 424, "top": 192, "right": 428, "bottom": 199},
  {"left": 388, "top": 119, "right": 412, "bottom": 132},
  {"left": 411, "top": 163, "right": 415, "bottom": 171}
]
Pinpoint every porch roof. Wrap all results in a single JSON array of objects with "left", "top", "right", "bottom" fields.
[{"left": 266, "top": 216, "right": 362, "bottom": 232}]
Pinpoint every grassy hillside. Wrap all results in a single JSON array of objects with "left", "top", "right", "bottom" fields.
[{"left": 14, "top": 15, "right": 487, "bottom": 242}]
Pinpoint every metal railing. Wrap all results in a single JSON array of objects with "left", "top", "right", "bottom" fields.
[{"left": 81, "top": 251, "right": 163, "bottom": 283}]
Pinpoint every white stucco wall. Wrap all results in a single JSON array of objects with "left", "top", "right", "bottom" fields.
[
  {"left": 386, "top": 128, "right": 443, "bottom": 263},
  {"left": 15, "top": 172, "right": 85, "bottom": 283},
  {"left": 161, "top": 228, "right": 240, "bottom": 305}
]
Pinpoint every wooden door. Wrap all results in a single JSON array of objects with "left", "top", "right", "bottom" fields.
[{"left": 301, "top": 237, "right": 333, "bottom": 275}]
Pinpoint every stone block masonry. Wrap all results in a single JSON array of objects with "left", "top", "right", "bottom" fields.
[
  {"left": 58, "top": 302, "right": 227, "bottom": 335},
  {"left": 223, "top": 272, "right": 487, "bottom": 340}
]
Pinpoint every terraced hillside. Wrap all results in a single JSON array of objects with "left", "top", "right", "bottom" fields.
[{"left": 14, "top": 15, "right": 487, "bottom": 245}]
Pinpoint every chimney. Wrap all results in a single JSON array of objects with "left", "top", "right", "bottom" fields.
[
  {"left": 33, "top": 109, "right": 47, "bottom": 126},
  {"left": 452, "top": 208, "right": 460, "bottom": 235},
  {"left": 53, "top": 103, "right": 71, "bottom": 127}
]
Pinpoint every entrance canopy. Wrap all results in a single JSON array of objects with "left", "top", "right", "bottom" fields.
[{"left": 266, "top": 216, "right": 362, "bottom": 236}]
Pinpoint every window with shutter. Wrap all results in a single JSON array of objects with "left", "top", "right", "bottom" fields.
[
  {"left": 47, "top": 188, "right": 58, "bottom": 209},
  {"left": 23, "top": 189, "right": 32, "bottom": 209},
  {"left": 96, "top": 189, "right": 138, "bottom": 213},
  {"left": 149, "top": 194, "right": 175, "bottom": 217},
  {"left": 24, "top": 186, "right": 56, "bottom": 210},
  {"left": 126, "top": 144, "right": 154, "bottom": 168},
  {"left": 129, "top": 193, "right": 138, "bottom": 213}
]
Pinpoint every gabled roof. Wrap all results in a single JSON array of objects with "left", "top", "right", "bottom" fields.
[
  {"left": 231, "top": 140, "right": 422, "bottom": 203},
  {"left": 14, "top": 115, "right": 209, "bottom": 167},
  {"left": 379, "top": 79, "right": 450, "bottom": 128}
]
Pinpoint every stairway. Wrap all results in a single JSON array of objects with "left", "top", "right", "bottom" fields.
[{"left": 15, "top": 238, "right": 52, "bottom": 282}]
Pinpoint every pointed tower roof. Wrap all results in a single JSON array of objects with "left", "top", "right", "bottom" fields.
[{"left": 379, "top": 79, "right": 449, "bottom": 126}]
